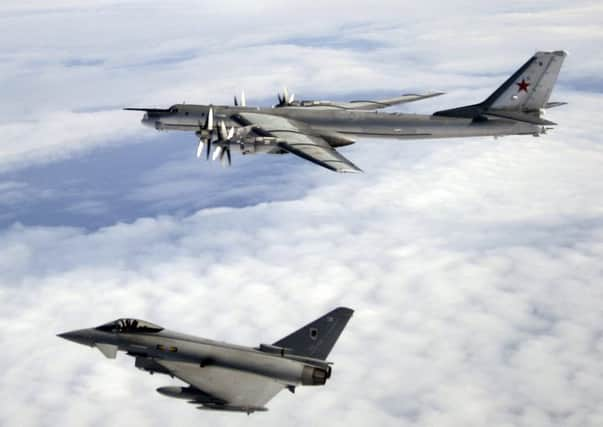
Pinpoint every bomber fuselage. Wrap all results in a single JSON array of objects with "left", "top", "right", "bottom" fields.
[{"left": 142, "top": 104, "right": 542, "bottom": 142}]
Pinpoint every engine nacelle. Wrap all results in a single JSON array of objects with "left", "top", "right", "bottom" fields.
[
  {"left": 239, "top": 138, "right": 278, "bottom": 155},
  {"left": 239, "top": 140, "right": 259, "bottom": 155},
  {"left": 301, "top": 365, "right": 331, "bottom": 386},
  {"left": 321, "top": 133, "right": 356, "bottom": 148}
]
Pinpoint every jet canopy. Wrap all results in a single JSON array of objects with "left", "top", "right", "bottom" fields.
[{"left": 96, "top": 318, "right": 164, "bottom": 334}]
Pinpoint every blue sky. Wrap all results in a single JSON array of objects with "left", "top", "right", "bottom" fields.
[
  {"left": 1, "top": 1, "right": 603, "bottom": 426},
  {"left": 0, "top": 131, "right": 315, "bottom": 228}
]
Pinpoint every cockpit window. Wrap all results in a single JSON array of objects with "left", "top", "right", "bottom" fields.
[
  {"left": 96, "top": 318, "right": 163, "bottom": 334},
  {"left": 169, "top": 107, "right": 178, "bottom": 113}
]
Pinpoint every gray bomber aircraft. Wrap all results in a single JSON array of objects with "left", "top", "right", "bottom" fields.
[
  {"left": 58, "top": 307, "right": 353, "bottom": 414},
  {"left": 126, "top": 50, "right": 566, "bottom": 173}
]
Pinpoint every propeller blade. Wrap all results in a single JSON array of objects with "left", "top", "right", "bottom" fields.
[
  {"left": 218, "top": 146, "right": 227, "bottom": 168},
  {"left": 227, "top": 126, "right": 234, "bottom": 140},
  {"left": 219, "top": 147, "right": 231, "bottom": 168},
  {"left": 241, "top": 91, "right": 246, "bottom": 107},
  {"left": 234, "top": 96, "right": 238, "bottom": 106},
  {"left": 283, "top": 87, "right": 289, "bottom": 104},
  {"left": 196, "top": 139, "right": 205, "bottom": 158},
  {"left": 205, "top": 137, "right": 211, "bottom": 160},
  {"left": 212, "top": 145, "right": 223, "bottom": 161},
  {"left": 207, "top": 107, "right": 214, "bottom": 130},
  {"left": 289, "top": 93, "right": 295, "bottom": 103},
  {"left": 219, "top": 120, "right": 228, "bottom": 140}
]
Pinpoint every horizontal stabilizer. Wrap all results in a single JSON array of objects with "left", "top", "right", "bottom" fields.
[{"left": 484, "top": 110, "right": 557, "bottom": 125}]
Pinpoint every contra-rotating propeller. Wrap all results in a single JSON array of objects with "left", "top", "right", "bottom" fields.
[
  {"left": 196, "top": 107, "right": 215, "bottom": 160},
  {"left": 196, "top": 105, "right": 255, "bottom": 167},
  {"left": 211, "top": 120, "right": 235, "bottom": 167},
  {"left": 233, "top": 90, "right": 246, "bottom": 107},
  {"left": 277, "top": 87, "right": 295, "bottom": 107}
]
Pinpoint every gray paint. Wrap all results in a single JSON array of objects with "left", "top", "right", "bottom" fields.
[
  {"left": 58, "top": 307, "right": 354, "bottom": 414},
  {"left": 125, "top": 51, "right": 567, "bottom": 173}
]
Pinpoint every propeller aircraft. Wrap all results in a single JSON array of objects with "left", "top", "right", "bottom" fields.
[{"left": 125, "top": 51, "right": 567, "bottom": 173}]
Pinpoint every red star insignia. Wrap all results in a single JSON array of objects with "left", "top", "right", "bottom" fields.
[{"left": 516, "top": 79, "right": 530, "bottom": 92}]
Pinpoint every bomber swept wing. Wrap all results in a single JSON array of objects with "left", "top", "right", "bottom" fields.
[
  {"left": 233, "top": 112, "right": 362, "bottom": 173},
  {"left": 271, "top": 86, "right": 444, "bottom": 109},
  {"left": 281, "top": 92, "right": 445, "bottom": 110}
]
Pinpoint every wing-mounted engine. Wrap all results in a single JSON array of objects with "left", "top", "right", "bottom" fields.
[
  {"left": 320, "top": 132, "right": 356, "bottom": 148},
  {"left": 238, "top": 137, "right": 281, "bottom": 156}
]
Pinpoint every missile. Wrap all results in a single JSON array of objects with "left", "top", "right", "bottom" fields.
[
  {"left": 157, "top": 386, "right": 201, "bottom": 399},
  {"left": 157, "top": 386, "right": 222, "bottom": 404}
]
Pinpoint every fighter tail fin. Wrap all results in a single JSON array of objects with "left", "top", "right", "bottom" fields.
[
  {"left": 272, "top": 307, "right": 353, "bottom": 360},
  {"left": 434, "top": 51, "right": 567, "bottom": 121}
]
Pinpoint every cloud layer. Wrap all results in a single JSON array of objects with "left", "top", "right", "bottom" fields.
[{"left": 1, "top": 1, "right": 603, "bottom": 427}]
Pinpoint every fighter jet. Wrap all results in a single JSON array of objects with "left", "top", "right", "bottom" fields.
[
  {"left": 125, "top": 50, "right": 567, "bottom": 173},
  {"left": 58, "top": 307, "right": 353, "bottom": 414}
]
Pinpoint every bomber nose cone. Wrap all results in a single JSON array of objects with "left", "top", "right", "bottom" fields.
[{"left": 57, "top": 329, "right": 94, "bottom": 346}]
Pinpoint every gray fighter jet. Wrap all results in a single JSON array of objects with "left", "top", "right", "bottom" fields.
[
  {"left": 58, "top": 307, "right": 353, "bottom": 414},
  {"left": 126, "top": 50, "right": 566, "bottom": 173}
]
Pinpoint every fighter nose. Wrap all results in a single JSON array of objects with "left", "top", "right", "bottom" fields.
[{"left": 57, "top": 329, "right": 93, "bottom": 346}]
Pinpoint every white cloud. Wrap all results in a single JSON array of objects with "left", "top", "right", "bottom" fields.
[
  {"left": 0, "top": 110, "right": 144, "bottom": 172},
  {"left": 2, "top": 117, "right": 603, "bottom": 425},
  {"left": 1, "top": 1, "right": 603, "bottom": 427}
]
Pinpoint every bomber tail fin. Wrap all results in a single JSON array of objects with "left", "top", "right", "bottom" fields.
[
  {"left": 434, "top": 51, "right": 567, "bottom": 122},
  {"left": 272, "top": 307, "right": 353, "bottom": 361}
]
